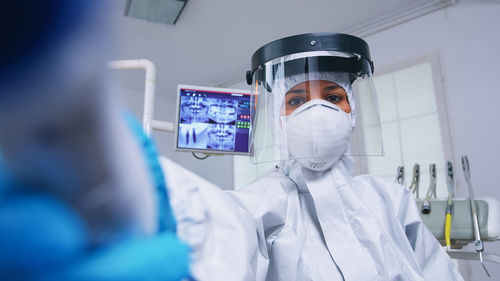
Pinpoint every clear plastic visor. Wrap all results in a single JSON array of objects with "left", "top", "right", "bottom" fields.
[{"left": 249, "top": 53, "right": 383, "bottom": 164}]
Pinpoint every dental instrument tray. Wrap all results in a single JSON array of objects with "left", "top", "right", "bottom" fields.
[{"left": 417, "top": 197, "right": 500, "bottom": 248}]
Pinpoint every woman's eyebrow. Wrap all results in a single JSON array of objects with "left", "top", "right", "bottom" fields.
[
  {"left": 323, "top": 85, "right": 342, "bottom": 91},
  {"left": 286, "top": 89, "right": 307, "bottom": 95}
]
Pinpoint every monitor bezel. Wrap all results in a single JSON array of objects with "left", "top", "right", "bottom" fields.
[{"left": 174, "top": 84, "right": 252, "bottom": 156}]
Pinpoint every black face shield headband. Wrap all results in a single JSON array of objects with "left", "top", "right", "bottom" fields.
[{"left": 246, "top": 33, "right": 374, "bottom": 87}]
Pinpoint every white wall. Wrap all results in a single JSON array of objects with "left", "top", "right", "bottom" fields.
[
  {"left": 114, "top": 83, "right": 234, "bottom": 190},
  {"left": 364, "top": 2, "right": 500, "bottom": 280}
]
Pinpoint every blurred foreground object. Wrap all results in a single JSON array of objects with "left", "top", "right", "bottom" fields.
[
  {"left": 0, "top": 1, "right": 189, "bottom": 280},
  {"left": 0, "top": 0, "right": 156, "bottom": 245}
]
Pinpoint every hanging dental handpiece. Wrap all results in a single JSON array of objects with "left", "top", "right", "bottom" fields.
[
  {"left": 444, "top": 161, "right": 454, "bottom": 251},
  {"left": 395, "top": 166, "right": 405, "bottom": 186},
  {"left": 407, "top": 164, "right": 420, "bottom": 199},
  {"left": 462, "top": 156, "right": 491, "bottom": 277},
  {"left": 421, "top": 164, "right": 437, "bottom": 214}
]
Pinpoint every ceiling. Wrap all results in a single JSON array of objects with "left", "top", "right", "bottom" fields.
[{"left": 110, "top": 0, "right": 455, "bottom": 99}]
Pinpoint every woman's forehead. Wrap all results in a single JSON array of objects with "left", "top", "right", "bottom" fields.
[{"left": 288, "top": 80, "right": 344, "bottom": 92}]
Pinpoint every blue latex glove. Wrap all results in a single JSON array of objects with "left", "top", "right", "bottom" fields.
[
  {"left": 38, "top": 231, "right": 190, "bottom": 281},
  {"left": 122, "top": 112, "right": 177, "bottom": 233},
  {"left": 0, "top": 114, "right": 191, "bottom": 280},
  {"left": 0, "top": 194, "right": 190, "bottom": 281},
  {"left": 0, "top": 194, "right": 87, "bottom": 280}
]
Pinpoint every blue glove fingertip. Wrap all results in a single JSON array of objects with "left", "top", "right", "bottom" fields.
[
  {"left": 0, "top": 195, "right": 88, "bottom": 273},
  {"left": 38, "top": 232, "right": 190, "bottom": 281}
]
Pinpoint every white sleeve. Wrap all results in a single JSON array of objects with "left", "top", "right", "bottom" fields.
[
  {"left": 397, "top": 188, "right": 464, "bottom": 281},
  {"left": 160, "top": 157, "right": 269, "bottom": 281}
]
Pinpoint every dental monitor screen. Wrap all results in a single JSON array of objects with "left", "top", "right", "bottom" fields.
[{"left": 175, "top": 85, "right": 251, "bottom": 155}]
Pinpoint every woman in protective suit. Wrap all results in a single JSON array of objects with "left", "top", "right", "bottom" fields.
[
  {"left": 228, "top": 33, "right": 464, "bottom": 281},
  {"left": 159, "top": 33, "right": 465, "bottom": 281}
]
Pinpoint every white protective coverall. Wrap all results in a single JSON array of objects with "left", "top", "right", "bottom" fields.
[
  {"left": 230, "top": 157, "right": 464, "bottom": 281},
  {"left": 160, "top": 157, "right": 268, "bottom": 281},
  {"left": 160, "top": 154, "right": 464, "bottom": 281}
]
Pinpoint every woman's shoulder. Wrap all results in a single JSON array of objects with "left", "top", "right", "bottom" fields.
[
  {"left": 352, "top": 174, "right": 410, "bottom": 202},
  {"left": 237, "top": 167, "right": 295, "bottom": 195}
]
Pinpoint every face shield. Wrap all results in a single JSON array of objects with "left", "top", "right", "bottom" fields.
[{"left": 246, "top": 33, "right": 383, "bottom": 166}]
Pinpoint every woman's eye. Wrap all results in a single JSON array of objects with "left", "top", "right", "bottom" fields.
[
  {"left": 288, "top": 97, "right": 306, "bottom": 106},
  {"left": 326, "top": 95, "right": 342, "bottom": 103}
]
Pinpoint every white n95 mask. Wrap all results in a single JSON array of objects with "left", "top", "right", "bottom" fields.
[{"left": 285, "top": 99, "right": 353, "bottom": 172}]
